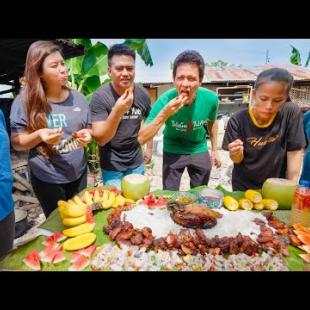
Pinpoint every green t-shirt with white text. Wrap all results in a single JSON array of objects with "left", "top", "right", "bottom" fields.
[{"left": 145, "top": 87, "right": 219, "bottom": 154}]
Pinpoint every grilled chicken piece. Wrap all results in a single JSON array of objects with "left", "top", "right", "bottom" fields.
[
  {"left": 171, "top": 210, "right": 217, "bottom": 229},
  {"left": 184, "top": 203, "right": 222, "bottom": 219}
]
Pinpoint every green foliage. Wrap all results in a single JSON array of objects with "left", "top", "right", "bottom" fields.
[
  {"left": 290, "top": 45, "right": 302, "bottom": 66},
  {"left": 305, "top": 51, "right": 310, "bottom": 67},
  {"left": 123, "top": 39, "right": 153, "bottom": 66},
  {"left": 289, "top": 44, "right": 310, "bottom": 67}
]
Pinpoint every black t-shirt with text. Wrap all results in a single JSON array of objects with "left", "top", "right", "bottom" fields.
[
  {"left": 90, "top": 83, "right": 151, "bottom": 171},
  {"left": 222, "top": 102, "right": 307, "bottom": 191}
]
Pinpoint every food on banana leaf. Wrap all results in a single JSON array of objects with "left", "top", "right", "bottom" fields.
[
  {"left": 223, "top": 196, "right": 239, "bottom": 211},
  {"left": 63, "top": 223, "right": 95, "bottom": 237},
  {"left": 239, "top": 198, "right": 253, "bottom": 211},
  {"left": 245, "top": 190, "right": 262, "bottom": 203},
  {"left": 261, "top": 199, "right": 279, "bottom": 211},
  {"left": 62, "top": 215, "right": 86, "bottom": 227},
  {"left": 58, "top": 200, "right": 87, "bottom": 218},
  {"left": 253, "top": 202, "right": 264, "bottom": 211},
  {"left": 63, "top": 233, "right": 96, "bottom": 251},
  {"left": 167, "top": 202, "right": 222, "bottom": 229}
]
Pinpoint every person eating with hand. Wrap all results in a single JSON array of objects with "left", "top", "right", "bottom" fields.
[{"left": 138, "top": 50, "right": 221, "bottom": 190}]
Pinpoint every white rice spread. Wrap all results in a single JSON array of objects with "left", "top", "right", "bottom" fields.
[{"left": 121, "top": 205, "right": 272, "bottom": 241}]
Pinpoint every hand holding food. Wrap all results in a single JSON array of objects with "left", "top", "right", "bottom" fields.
[
  {"left": 162, "top": 94, "right": 188, "bottom": 118},
  {"left": 228, "top": 139, "right": 244, "bottom": 163},
  {"left": 39, "top": 128, "right": 63, "bottom": 144},
  {"left": 114, "top": 87, "right": 134, "bottom": 115},
  {"left": 73, "top": 129, "right": 92, "bottom": 147}
]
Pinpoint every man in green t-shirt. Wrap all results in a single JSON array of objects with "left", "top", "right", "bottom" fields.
[{"left": 138, "top": 50, "right": 221, "bottom": 190}]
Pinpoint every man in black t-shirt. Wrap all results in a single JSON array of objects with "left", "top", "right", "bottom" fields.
[
  {"left": 222, "top": 68, "right": 306, "bottom": 191},
  {"left": 90, "top": 44, "right": 152, "bottom": 190}
]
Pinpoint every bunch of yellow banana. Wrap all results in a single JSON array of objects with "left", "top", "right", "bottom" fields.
[
  {"left": 80, "top": 189, "right": 134, "bottom": 210},
  {"left": 223, "top": 189, "right": 278, "bottom": 211},
  {"left": 57, "top": 199, "right": 96, "bottom": 251},
  {"left": 58, "top": 199, "right": 92, "bottom": 226}
]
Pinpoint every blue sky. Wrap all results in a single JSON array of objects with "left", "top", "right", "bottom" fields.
[{"left": 93, "top": 38, "right": 310, "bottom": 83}]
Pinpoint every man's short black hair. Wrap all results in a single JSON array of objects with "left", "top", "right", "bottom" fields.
[
  {"left": 108, "top": 44, "right": 136, "bottom": 67},
  {"left": 173, "top": 50, "right": 205, "bottom": 82}
]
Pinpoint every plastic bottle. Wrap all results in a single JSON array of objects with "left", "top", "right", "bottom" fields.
[{"left": 290, "top": 180, "right": 310, "bottom": 227}]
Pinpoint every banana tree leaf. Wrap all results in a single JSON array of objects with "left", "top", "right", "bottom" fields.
[
  {"left": 151, "top": 189, "right": 178, "bottom": 197},
  {"left": 82, "top": 42, "right": 108, "bottom": 77},
  {"left": 82, "top": 53, "right": 96, "bottom": 75},
  {"left": 124, "top": 39, "right": 153, "bottom": 66},
  {"left": 151, "top": 185, "right": 209, "bottom": 197},
  {"left": 216, "top": 184, "right": 245, "bottom": 200},
  {"left": 305, "top": 51, "right": 310, "bottom": 67},
  {"left": 66, "top": 56, "right": 84, "bottom": 75},
  {"left": 74, "top": 39, "right": 92, "bottom": 50},
  {"left": 124, "top": 39, "right": 145, "bottom": 49},
  {"left": 81, "top": 75, "right": 101, "bottom": 94},
  {"left": 290, "top": 45, "right": 302, "bottom": 66}
]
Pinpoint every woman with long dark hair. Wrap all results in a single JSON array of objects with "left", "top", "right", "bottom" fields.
[
  {"left": 222, "top": 68, "right": 306, "bottom": 191},
  {"left": 10, "top": 40, "right": 92, "bottom": 217}
]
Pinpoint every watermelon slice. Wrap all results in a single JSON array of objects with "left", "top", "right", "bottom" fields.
[
  {"left": 52, "top": 251, "right": 66, "bottom": 264},
  {"left": 23, "top": 250, "right": 41, "bottom": 271},
  {"left": 42, "top": 232, "right": 67, "bottom": 247},
  {"left": 155, "top": 196, "right": 166, "bottom": 208},
  {"left": 68, "top": 255, "right": 90, "bottom": 271},
  {"left": 76, "top": 245, "right": 97, "bottom": 258},
  {"left": 39, "top": 244, "right": 62, "bottom": 263},
  {"left": 70, "top": 253, "right": 83, "bottom": 263},
  {"left": 299, "top": 253, "right": 310, "bottom": 263},
  {"left": 86, "top": 206, "right": 95, "bottom": 224}
]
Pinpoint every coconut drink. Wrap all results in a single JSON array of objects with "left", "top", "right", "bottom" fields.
[{"left": 121, "top": 174, "right": 151, "bottom": 201}]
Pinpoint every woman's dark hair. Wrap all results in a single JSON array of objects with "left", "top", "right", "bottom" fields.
[
  {"left": 21, "top": 40, "right": 64, "bottom": 159},
  {"left": 173, "top": 50, "right": 205, "bottom": 82},
  {"left": 254, "top": 68, "right": 294, "bottom": 97},
  {"left": 108, "top": 44, "right": 136, "bottom": 67}
]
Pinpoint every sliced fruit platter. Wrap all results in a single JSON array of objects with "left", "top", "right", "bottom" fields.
[
  {"left": 23, "top": 231, "right": 98, "bottom": 271},
  {"left": 4, "top": 185, "right": 127, "bottom": 271}
]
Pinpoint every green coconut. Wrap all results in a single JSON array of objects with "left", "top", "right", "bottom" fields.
[
  {"left": 262, "top": 178, "right": 297, "bottom": 210},
  {"left": 121, "top": 174, "right": 151, "bottom": 201}
]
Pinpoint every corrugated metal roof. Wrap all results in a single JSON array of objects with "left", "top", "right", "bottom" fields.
[{"left": 205, "top": 64, "right": 310, "bottom": 82}]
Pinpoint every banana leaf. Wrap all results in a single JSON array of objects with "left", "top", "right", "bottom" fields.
[
  {"left": 216, "top": 184, "right": 245, "bottom": 200},
  {"left": 285, "top": 246, "right": 305, "bottom": 271},
  {"left": 0, "top": 206, "right": 114, "bottom": 271},
  {"left": 0, "top": 186, "right": 307, "bottom": 271}
]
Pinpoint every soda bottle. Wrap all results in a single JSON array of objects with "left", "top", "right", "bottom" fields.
[{"left": 290, "top": 180, "right": 310, "bottom": 227}]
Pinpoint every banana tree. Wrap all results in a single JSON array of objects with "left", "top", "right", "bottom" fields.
[
  {"left": 290, "top": 45, "right": 310, "bottom": 67},
  {"left": 65, "top": 38, "right": 153, "bottom": 173}
]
